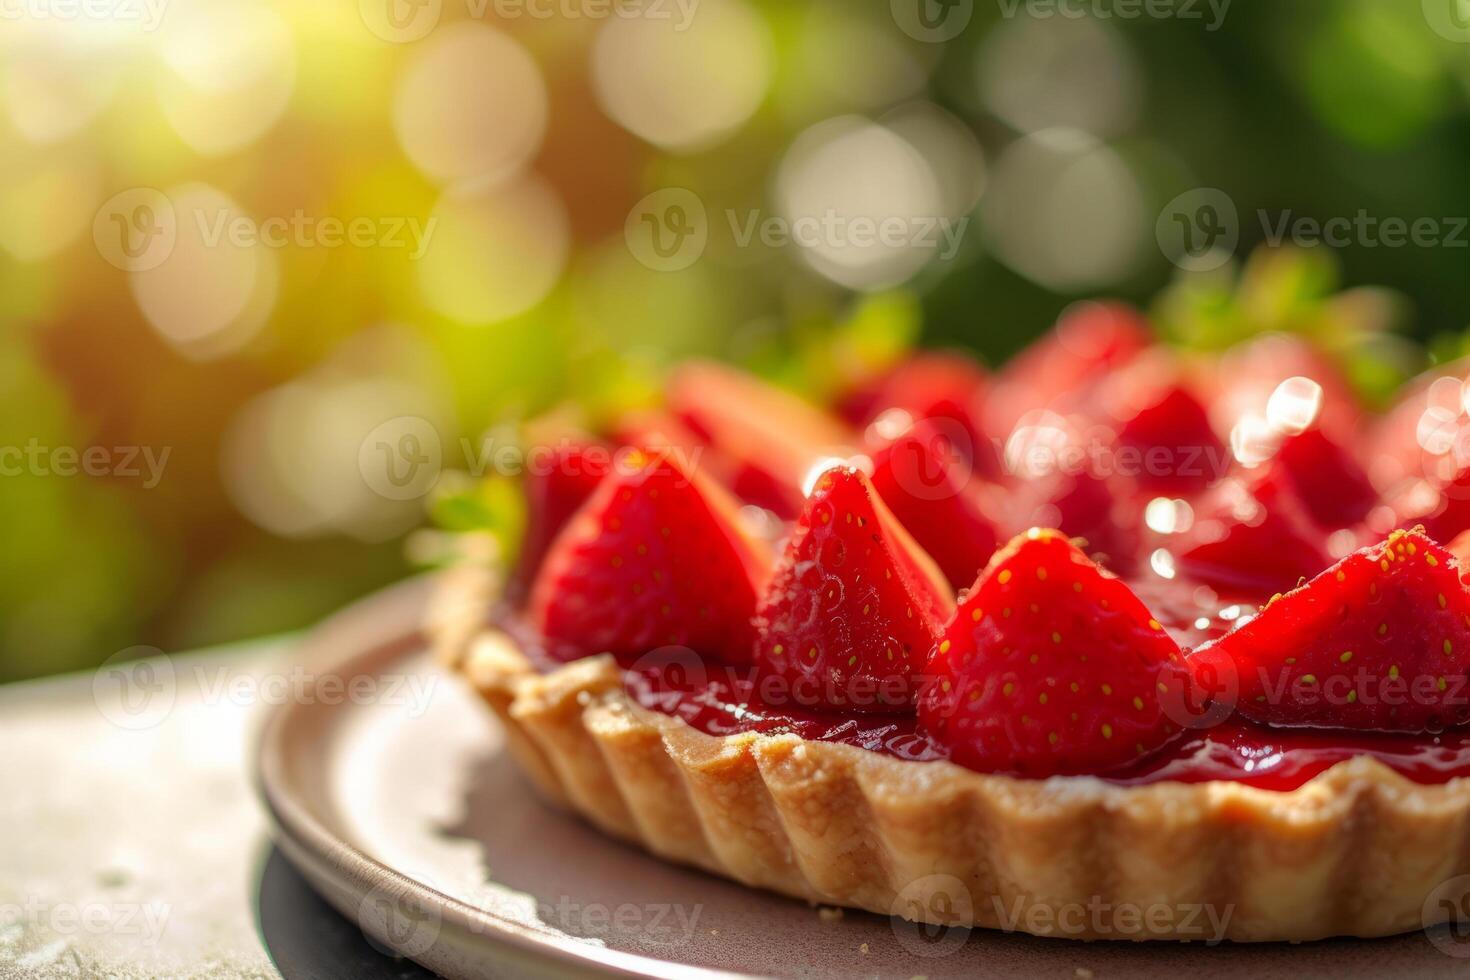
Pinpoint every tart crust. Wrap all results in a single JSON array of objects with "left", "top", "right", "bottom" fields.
[{"left": 435, "top": 571, "right": 1470, "bottom": 942}]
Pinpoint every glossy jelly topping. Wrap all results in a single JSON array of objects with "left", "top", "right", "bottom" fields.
[{"left": 506, "top": 604, "right": 1470, "bottom": 791}]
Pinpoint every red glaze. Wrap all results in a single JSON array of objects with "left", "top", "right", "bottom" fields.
[
  {"left": 613, "top": 645, "right": 1470, "bottom": 791},
  {"left": 509, "top": 543, "right": 1470, "bottom": 790}
]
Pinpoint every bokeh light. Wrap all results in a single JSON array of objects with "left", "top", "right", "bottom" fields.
[
  {"left": 592, "top": 0, "right": 773, "bottom": 152},
  {"left": 982, "top": 128, "right": 1146, "bottom": 291},
  {"left": 156, "top": 1, "right": 297, "bottom": 155},
  {"left": 392, "top": 23, "right": 547, "bottom": 186},
  {"left": 976, "top": 15, "right": 1140, "bottom": 137},
  {"left": 417, "top": 174, "right": 569, "bottom": 325},
  {"left": 128, "top": 184, "right": 276, "bottom": 358},
  {"left": 775, "top": 115, "right": 945, "bottom": 290}
]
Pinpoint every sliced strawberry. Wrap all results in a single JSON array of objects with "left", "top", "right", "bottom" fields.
[
  {"left": 1270, "top": 427, "right": 1378, "bottom": 530},
  {"left": 529, "top": 450, "right": 771, "bottom": 663},
  {"left": 1368, "top": 358, "right": 1470, "bottom": 494},
  {"left": 668, "top": 361, "right": 856, "bottom": 519},
  {"left": 867, "top": 417, "right": 1003, "bottom": 590},
  {"left": 1014, "top": 468, "right": 1140, "bottom": 574},
  {"left": 1450, "top": 529, "right": 1470, "bottom": 565},
  {"left": 751, "top": 466, "right": 955, "bottom": 713},
  {"left": 919, "top": 529, "right": 1187, "bottom": 777},
  {"left": 1114, "top": 384, "right": 1225, "bottom": 495},
  {"left": 839, "top": 351, "right": 986, "bottom": 427},
  {"left": 1207, "top": 529, "right": 1470, "bottom": 732},
  {"left": 1393, "top": 467, "right": 1470, "bottom": 544},
  {"left": 1177, "top": 475, "right": 1331, "bottom": 595},
  {"left": 985, "top": 301, "right": 1152, "bottom": 436},
  {"left": 512, "top": 440, "right": 610, "bottom": 599},
  {"left": 841, "top": 352, "right": 1002, "bottom": 480},
  {"left": 1205, "top": 333, "right": 1360, "bottom": 439}
]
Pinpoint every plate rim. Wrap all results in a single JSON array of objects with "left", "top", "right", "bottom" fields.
[{"left": 253, "top": 574, "right": 745, "bottom": 980}]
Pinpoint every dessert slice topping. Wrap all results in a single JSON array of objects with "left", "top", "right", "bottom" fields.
[
  {"left": 752, "top": 466, "right": 955, "bottom": 713},
  {"left": 921, "top": 529, "right": 1187, "bottom": 776},
  {"left": 529, "top": 449, "right": 771, "bottom": 663},
  {"left": 1208, "top": 528, "right": 1470, "bottom": 733}
]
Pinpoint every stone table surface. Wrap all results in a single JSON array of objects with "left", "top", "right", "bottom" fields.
[{"left": 0, "top": 640, "right": 435, "bottom": 980}]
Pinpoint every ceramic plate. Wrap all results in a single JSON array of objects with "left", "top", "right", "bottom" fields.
[{"left": 256, "top": 577, "right": 1469, "bottom": 979}]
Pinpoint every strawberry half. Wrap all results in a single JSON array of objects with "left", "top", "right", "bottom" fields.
[
  {"left": 752, "top": 466, "right": 955, "bottom": 713},
  {"left": 985, "top": 301, "right": 1151, "bottom": 436},
  {"left": 1114, "top": 384, "right": 1225, "bottom": 495},
  {"left": 867, "top": 417, "right": 1003, "bottom": 590},
  {"left": 1205, "top": 528, "right": 1470, "bottom": 733},
  {"left": 668, "top": 361, "right": 855, "bottom": 518},
  {"left": 512, "top": 440, "right": 609, "bottom": 600},
  {"left": 842, "top": 352, "right": 1002, "bottom": 481},
  {"left": 1270, "top": 427, "right": 1378, "bottom": 530},
  {"left": 1177, "top": 474, "right": 1330, "bottom": 596},
  {"left": 529, "top": 450, "right": 771, "bottom": 663},
  {"left": 1015, "top": 469, "right": 1140, "bottom": 574},
  {"left": 919, "top": 529, "right": 1187, "bottom": 777}
]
